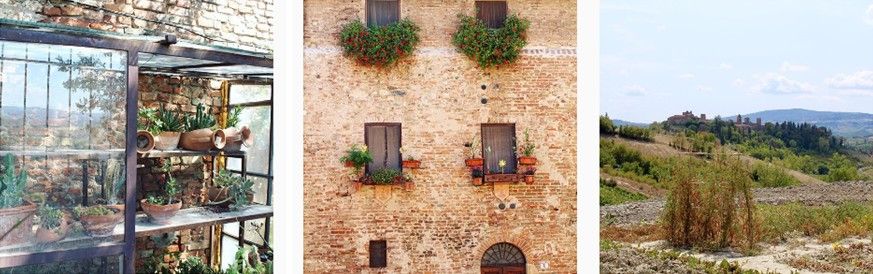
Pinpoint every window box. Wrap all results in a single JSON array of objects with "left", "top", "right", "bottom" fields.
[
  {"left": 401, "top": 159, "right": 421, "bottom": 169},
  {"left": 465, "top": 158, "right": 485, "bottom": 168},
  {"left": 484, "top": 173, "right": 521, "bottom": 183}
]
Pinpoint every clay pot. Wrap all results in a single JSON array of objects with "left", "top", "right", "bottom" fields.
[
  {"left": 136, "top": 130, "right": 155, "bottom": 153},
  {"left": 205, "top": 186, "right": 229, "bottom": 203},
  {"left": 36, "top": 213, "right": 69, "bottom": 244},
  {"left": 179, "top": 128, "right": 220, "bottom": 151},
  {"left": 79, "top": 205, "right": 124, "bottom": 236},
  {"left": 214, "top": 126, "right": 253, "bottom": 152},
  {"left": 518, "top": 156, "right": 537, "bottom": 166},
  {"left": 465, "top": 158, "right": 484, "bottom": 168},
  {"left": 154, "top": 131, "right": 181, "bottom": 150},
  {"left": 344, "top": 161, "right": 355, "bottom": 168},
  {"left": 524, "top": 175, "right": 535, "bottom": 185},
  {"left": 0, "top": 201, "right": 36, "bottom": 246},
  {"left": 141, "top": 200, "right": 182, "bottom": 224},
  {"left": 403, "top": 181, "right": 414, "bottom": 191},
  {"left": 353, "top": 181, "right": 363, "bottom": 191},
  {"left": 402, "top": 160, "right": 421, "bottom": 169},
  {"left": 472, "top": 177, "right": 483, "bottom": 186}
]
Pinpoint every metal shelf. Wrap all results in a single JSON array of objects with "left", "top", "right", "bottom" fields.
[
  {"left": 0, "top": 149, "right": 125, "bottom": 160},
  {"left": 137, "top": 149, "right": 246, "bottom": 158}
]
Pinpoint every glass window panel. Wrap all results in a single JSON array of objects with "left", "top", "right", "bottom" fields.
[
  {"left": 179, "top": 65, "right": 272, "bottom": 75},
  {"left": 2, "top": 41, "right": 27, "bottom": 60},
  {"left": 226, "top": 106, "right": 271, "bottom": 174},
  {"left": 137, "top": 53, "right": 220, "bottom": 68},
  {"left": 0, "top": 254, "right": 121, "bottom": 274},
  {"left": 228, "top": 84, "right": 271, "bottom": 105},
  {"left": 0, "top": 41, "right": 127, "bottom": 260}
]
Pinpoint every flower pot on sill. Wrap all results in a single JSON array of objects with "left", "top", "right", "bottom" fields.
[
  {"left": 402, "top": 160, "right": 421, "bottom": 169},
  {"left": 465, "top": 158, "right": 484, "bottom": 168},
  {"left": 344, "top": 161, "right": 356, "bottom": 168},
  {"left": 180, "top": 128, "right": 220, "bottom": 151},
  {"left": 154, "top": 131, "right": 181, "bottom": 150},
  {"left": 79, "top": 205, "right": 124, "bottom": 236},
  {"left": 518, "top": 156, "right": 537, "bottom": 166},
  {"left": 472, "top": 177, "right": 483, "bottom": 186},
  {"left": 36, "top": 213, "right": 69, "bottom": 244},
  {"left": 353, "top": 181, "right": 363, "bottom": 191},
  {"left": 0, "top": 201, "right": 37, "bottom": 246},
  {"left": 403, "top": 181, "right": 414, "bottom": 191},
  {"left": 524, "top": 175, "right": 535, "bottom": 185},
  {"left": 136, "top": 130, "right": 155, "bottom": 153},
  {"left": 140, "top": 200, "right": 182, "bottom": 225}
]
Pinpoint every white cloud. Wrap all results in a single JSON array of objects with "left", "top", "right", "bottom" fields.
[
  {"left": 826, "top": 70, "right": 873, "bottom": 90},
  {"left": 696, "top": 85, "right": 713, "bottom": 92},
  {"left": 623, "top": 85, "right": 648, "bottom": 96},
  {"left": 750, "top": 73, "right": 815, "bottom": 94},
  {"left": 865, "top": 4, "right": 873, "bottom": 25},
  {"left": 678, "top": 73, "right": 695, "bottom": 79},
  {"left": 779, "top": 62, "right": 809, "bottom": 72},
  {"left": 733, "top": 78, "right": 746, "bottom": 87},
  {"left": 718, "top": 63, "right": 733, "bottom": 70}
]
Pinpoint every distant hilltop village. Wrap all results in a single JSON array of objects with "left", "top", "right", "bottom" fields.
[{"left": 667, "top": 111, "right": 763, "bottom": 131}]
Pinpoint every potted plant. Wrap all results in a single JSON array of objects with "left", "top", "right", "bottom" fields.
[
  {"left": 399, "top": 147, "right": 421, "bottom": 169},
  {"left": 0, "top": 153, "right": 35, "bottom": 246},
  {"left": 340, "top": 144, "right": 372, "bottom": 190},
  {"left": 518, "top": 129, "right": 537, "bottom": 166},
  {"left": 214, "top": 106, "right": 254, "bottom": 152},
  {"left": 471, "top": 167, "right": 484, "bottom": 186},
  {"left": 402, "top": 173, "right": 414, "bottom": 191},
  {"left": 452, "top": 14, "right": 530, "bottom": 68},
  {"left": 206, "top": 169, "right": 255, "bottom": 211},
  {"left": 136, "top": 130, "right": 155, "bottom": 153},
  {"left": 153, "top": 105, "right": 184, "bottom": 150},
  {"left": 74, "top": 204, "right": 123, "bottom": 236},
  {"left": 177, "top": 256, "right": 221, "bottom": 274},
  {"left": 368, "top": 168, "right": 402, "bottom": 186},
  {"left": 339, "top": 19, "right": 421, "bottom": 67},
  {"left": 137, "top": 108, "right": 158, "bottom": 153},
  {"left": 141, "top": 161, "right": 182, "bottom": 224},
  {"left": 35, "top": 205, "right": 68, "bottom": 244},
  {"left": 464, "top": 138, "right": 484, "bottom": 168},
  {"left": 180, "top": 103, "right": 221, "bottom": 151},
  {"left": 224, "top": 246, "right": 273, "bottom": 274},
  {"left": 484, "top": 158, "right": 521, "bottom": 183},
  {"left": 523, "top": 167, "right": 537, "bottom": 185}
]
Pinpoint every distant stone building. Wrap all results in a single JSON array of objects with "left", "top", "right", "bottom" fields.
[
  {"left": 733, "top": 114, "right": 763, "bottom": 132},
  {"left": 667, "top": 111, "right": 707, "bottom": 125}
]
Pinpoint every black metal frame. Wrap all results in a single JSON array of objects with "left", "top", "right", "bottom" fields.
[{"left": 0, "top": 23, "right": 272, "bottom": 273}]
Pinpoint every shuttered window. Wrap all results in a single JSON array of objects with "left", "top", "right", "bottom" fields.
[
  {"left": 369, "top": 240, "right": 387, "bottom": 268},
  {"left": 482, "top": 124, "right": 517, "bottom": 174},
  {"left": 365, "top": 123, "right": 402, "bottom": 173},
  {"left": 476, "top": 1, "right": 508, "bottom": 28},
  {"left": 367, "top": 0, "right": 400, "bottom": 27}
]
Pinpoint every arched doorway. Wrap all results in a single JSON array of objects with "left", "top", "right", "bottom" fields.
[{"left": 480, "top": 242, "right": 526, "bottom": 274}]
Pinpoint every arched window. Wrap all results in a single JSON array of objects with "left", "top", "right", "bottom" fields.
[{"left": 481, "top": 242, "right": 526, "bottom": 268}]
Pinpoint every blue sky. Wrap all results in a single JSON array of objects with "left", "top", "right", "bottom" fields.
[{"left": 602, "top": 1, "right": 873, "bottom": 123}]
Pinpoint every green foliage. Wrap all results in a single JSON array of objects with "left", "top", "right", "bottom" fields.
[
  {"left": 758, "top": 202, "right": 873, "bottom": 243},
  {"left": 339, "top": 144, "right": 373, "bottom": 174},
  {"left": 139, "top": 107, "right": 159, "bottom": 133},
  {"left": 671, "top": 131, "right": 718, "bottom": 154},
  {"left": 146, "top": 195, "right": 166, "bottom": 205},
  {"left": 73, "top": 205, "right": 114, "bottom": 217},
  {"left": 339, "top": 19, "right": 420, "bottom": 67},
  {"left": 617, "top": 125, "right": 653, "bottom": 142},
  {"left": 226, "top": 105, "right": 243, "bottom": 128},
  {"left": 600, "top": 140, "right": 673, "bottom": 189},
  {"left": 518, "top": 129, "right": 535, "bottom": 157},
  {"left": 225, "top": 246, "right": 272, "bottom": 274},
  {"left": 452, "top": 14, "right": 529, "bottom": 68},
  {"left": 156, "top": 160, "right": 180, "bottom": 205},
  {"left": 0, "top": 154, "right": 28, "bottom": 209},
  {"left": 661, "top": 156, "right": 758, "bottom": 251},
  {"left": 213, "top": 170, "right": 254, "bottom": 209},
  {"left": 827, "top": 153, "right": 860, "bottom": 182},
  {"left": 600, "top": 178, "right": 647, "bottom": 206},
  {"left": 750, "top": 163, "right": 800, "bottom": 187},
  {"left": 157, "top": 105, "right": 183, "bottom": 132},
  {"left": 177, "top": 256, "right": 221, "bottom": 274},
  {"left": 37, "top": 205, "right": 63, "bottom": 230},
  {"left": 369, "top": 168, "right": 401, "bottom": 184},
  {"left": 184, "top": 103, "right": 216, "bottom": 131},
  {"left": 600, "top": 115, "right": 616, "bottom": 134}
]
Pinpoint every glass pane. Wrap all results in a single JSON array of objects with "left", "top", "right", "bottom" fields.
[
  {"left": 137, "top": 53, "right": 220, "bottom": 68},
  {"left": 0, "top": 41, "right": 127, "bottom": 260},
  {"left": 0, "top": 254, "right": 121, "bottom": 274},
  {"left": 179, "top": 65, "right": 272, "bottom": 75},
  {"left": 228, "top": 84, "right": 271, "bottom": 104},
  {"left": 226, "top": 106, "right": 271, "bottom": 174}
]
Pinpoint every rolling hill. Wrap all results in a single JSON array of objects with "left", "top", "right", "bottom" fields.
[{"left": 742, "top": 109, "right": 873, "bottom": 137}]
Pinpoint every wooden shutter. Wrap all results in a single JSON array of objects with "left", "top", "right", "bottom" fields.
[
  {"left": 365, "top": 123, "right": 402, "bottom": 173},
  {"left": 481, "top": 124, "right": 517, "bottom": 174},
  {"left": 367, "top": 0, "right": 400, "bottom": 27},
  {"left": 369, "top": 240, "right": 387, "bottom": 268},
  {"left": 476, "top": 1, "right": 508, "bottom": 28}
]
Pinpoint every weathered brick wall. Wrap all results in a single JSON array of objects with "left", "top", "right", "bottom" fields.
[
  {"left": 0, "top": 0, "right": 274, "bottom": 51},
  {"left": 303, "top": 1, "right": 577, "bottom": 271}
]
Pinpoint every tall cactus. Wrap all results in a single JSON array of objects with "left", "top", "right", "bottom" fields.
[
  {"left": 184, "top": 103, "right": 216, "bottom": 131},
  {"left": 0, "top": 154, "right": 27, "bottom": 208}
]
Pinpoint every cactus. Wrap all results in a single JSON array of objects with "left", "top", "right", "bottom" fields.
[
  {"left": 184, "top": 103, "right": 216, "bottom": 131},
  {"left": 0, "top": 153, "right": 28, "bottom": 209},
  {"left": 157, "top": 105, "right": 184, "bottom": 132}
]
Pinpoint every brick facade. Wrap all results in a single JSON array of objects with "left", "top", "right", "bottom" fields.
[{"left": 304, "top": 1, "right": 577, "bottom": 273}]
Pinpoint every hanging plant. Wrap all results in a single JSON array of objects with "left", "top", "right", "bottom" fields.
[
  {"left": 339, "top": 19, "right": 421, "bottom": 67},
  {"left": 452, "top": 14, "right": 530, "bottom": 68}
]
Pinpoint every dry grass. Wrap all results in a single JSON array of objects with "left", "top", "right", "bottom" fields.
[{"left": 600, "top": 223, "right": 662, "bottom": 243}]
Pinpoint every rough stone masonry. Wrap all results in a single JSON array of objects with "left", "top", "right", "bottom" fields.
[{"left": 304, "top": 0, "right": 576, "bottom": 273}]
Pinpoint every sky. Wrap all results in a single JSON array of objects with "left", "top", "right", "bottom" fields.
[{"left": 602, "top": 0, "right": 873, "bottom": 123}]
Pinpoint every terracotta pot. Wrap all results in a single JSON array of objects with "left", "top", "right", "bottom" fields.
[
  {"left": 353, "top": 181, "right": 363, "bottom": 191},
  {"left": 141, "top": 200, "right": 182, "bottom": 224},
  {"left": 136, "top": 130, "right": 155, "bottom": 153},
  {"left": 179, "top": 128, "right": 219, "bottom": 151},
  {"left": 154, "top": 131, "right": 181, "bottom": 150},
  {"left": 524, "top": 175, "right": 535, "bottom": 185},
  {"left": 36, "top": 213, "right": 69, "bottom": 244},
  {"left": 402, "top": 160, "right": 421, "bottom": 169},
  {"left": 472, "top": 177, "right": 483, "bottom": 186},
  {"left": 0, "top": 201, "right": 36, "bottom": 246},
  {"left": 79, "top": 205, "right": 123, "bottom": 236},
  {"left": 518, "top": 156, "right": 537, "bottom": 166},
  {"left": 403, "top": 181, "right": 414, "bottom": 191},
  {"left": 214, "top": 126, "right": 253, "bottom": 152},
  {"left": 205, "top": 186, "right": 229, "bottom": 203},
  {"left": 484, "top": 174, "right": 522, "bottom": 183},
  {"left": 465, "top": 158, "right": 484, "bottom": 168},
  {"left": 344, "top": 161, "right": 355, "bottom": 168}
]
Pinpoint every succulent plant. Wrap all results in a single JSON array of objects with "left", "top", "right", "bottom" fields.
[
  {"left": 184, "top": 103, "right": 216, "bottom": 131},
  {"left": 0, "top": 153, "right": 28, "bottom": 209}
]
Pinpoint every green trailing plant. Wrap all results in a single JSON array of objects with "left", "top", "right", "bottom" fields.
[
  {"left": 226, "top": 105, "right": 243, "bottom": 128},
  {"left": 0, "top": 153, "right": 28, "bottom": 209},
  {"left": 339, "top": 19, "right": 421, "bottom": 66},
  {"left": 225, "top": 246, "right": 273, "bottom": 274},
  {"left": 157, "top": 105, "right": 184, "bottom": 132},
  {"left": 212, "top": 169, "right": 254, "bottom": 209},
  {"left": 452, "top": 14, "right": 530, "bottom": 68},
  {"left": 519, "top": 129, "right": 535, "bottom": 157},
  {"left": 340, "top": 144, "right": 373, "bottom": 175},
  {"left": 369, "top": 168, "right": 401, "bottom": 185},
  {"left": 177, "top": 256, "right": 221, "bottom": 274},
  {"left": 37, "top": 205, "right": 63, "bottom": 230},
  {"left": 184, "top": 103, "right": 216, "bottom": 131}
]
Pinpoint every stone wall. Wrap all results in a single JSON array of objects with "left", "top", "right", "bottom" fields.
[{"left": 303, "top": 1, "right": 577, "bottom": 272}]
